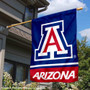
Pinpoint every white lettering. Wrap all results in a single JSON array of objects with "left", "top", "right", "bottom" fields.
[
  {"left": 47, "top": 72, "right": 54, "bottom": 80},
  {"left": 60, "top": 71, "right": 69, "bottom": 79},
  {"left": 53, "top": 71, "right": 60, "bottom": 80},
  {"left": 33, "top": 72, "right": 40, "bottom": 80},
  {"left": 33, "top": 71, "right": 75, "bottom": 80},
  {"left": 67, "top": 71, "right": 75, "bottom": 79},
  {"left": 40, "top": 72, "right": 46, "bottom": 80}
]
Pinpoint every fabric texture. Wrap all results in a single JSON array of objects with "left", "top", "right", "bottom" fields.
[{"left": 30, "top": 9, "right": 78, "bottom": 82}]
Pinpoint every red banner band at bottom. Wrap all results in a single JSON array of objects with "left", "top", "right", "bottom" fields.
[{"left": 30, "top": 66, "right": 78, "bottom": 83}]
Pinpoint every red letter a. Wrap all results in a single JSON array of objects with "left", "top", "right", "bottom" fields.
[{"left": 43, "top": 27, "right": 62, "bottom": 53}]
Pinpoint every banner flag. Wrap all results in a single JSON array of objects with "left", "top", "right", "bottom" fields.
[{"left": 30, "top": 9, "right": 78, "bottom": 83}]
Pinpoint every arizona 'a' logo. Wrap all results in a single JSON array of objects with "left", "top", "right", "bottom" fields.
[{"left": 35, "top": 20, "right": 73, "bottom": 61}]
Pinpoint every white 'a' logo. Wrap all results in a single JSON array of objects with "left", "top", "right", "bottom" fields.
[{"left": 35, "top": 20, "right": 73, "bottom": 61}]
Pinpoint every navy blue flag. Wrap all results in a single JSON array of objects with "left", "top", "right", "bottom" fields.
[{"left": 30, "top": 9, "right": 78, "bottom": 82}]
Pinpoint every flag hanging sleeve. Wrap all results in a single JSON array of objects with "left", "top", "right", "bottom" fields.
[{"left": 30, "top": 9, "right": 78, "bottom": 83}]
